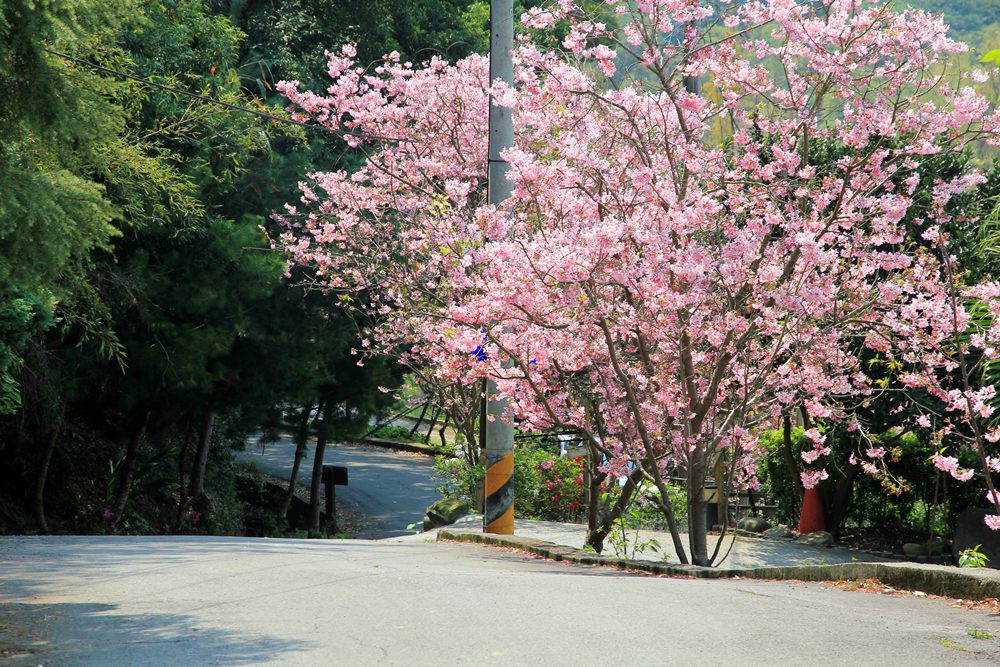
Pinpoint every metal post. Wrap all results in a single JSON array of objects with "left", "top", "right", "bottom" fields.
[
  {"left": 483, "top": 0, "right": 516, "bottom": 535},
  {"left": 324, "top": 480, "right": 337, "bottom": 534}
]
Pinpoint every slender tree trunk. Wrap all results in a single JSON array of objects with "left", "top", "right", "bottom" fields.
[
  {"left": 309, "top": 401, "right": 329, "bottom": 535},
  {"left": 585, "top": 442, "right": 601, "bottom": 540},
  {"left": 111, "top": 409, "right": 152, "bottom": 527},
  {"left": 34, "top": 403, "right": 65, "bottom": 534},
  {"left": 438, "top": 414, "right": 450, "bottom": 449},
  {"left": 408, "top": 401, "right": 429, "bottom": 438},
  {"left": 172, "top": 412, "right": 216, "bottom": 531},
  {"left": 423, "top": 406, "right": 439, "bottom": 443},
  {"left": 473, "top": 380, "right": 487, "bottom": 513},
  {"left": 173, "top": 430, "right": 192, "bottom": 533},
  {"left": 714, "top": 455, "right": 728, "bottom": 528},
  {"left": 280, "top": 401, "right": 313, "bottom": 520}
]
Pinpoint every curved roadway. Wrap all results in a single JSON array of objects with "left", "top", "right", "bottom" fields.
[{"left": 236, "top": 437, "right": 442, "bottom": 538}]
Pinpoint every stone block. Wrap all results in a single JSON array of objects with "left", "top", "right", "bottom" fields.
[
  {"left": 737, "top": 517, "right": 770, "bottom": 533},
  {"left": 762, "top": 525, "right": 795, "bottom": 539},
  {"left": 423, "top": 498, "right": 470, "bottom": 531},
  {"left": 795, "top": 531, "right": 833, "bottom": 547}
]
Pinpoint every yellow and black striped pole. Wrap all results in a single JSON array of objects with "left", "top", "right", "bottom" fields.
[
  {"left": 483, "top": 0, "right": 515, "bottom": 535},
  {"left": 483, "top": 378, "right": 514, "bottom": 534}
]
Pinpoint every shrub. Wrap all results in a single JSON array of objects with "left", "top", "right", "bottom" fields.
[
  {"left": 433, "top": 445, "right": 586, "bottom": 522},
  {"left": 371, "top": 425, "right": 417, "bottom": 441},
  {"left": 514, "top": 448, "right": 586, "bottom": 522}
]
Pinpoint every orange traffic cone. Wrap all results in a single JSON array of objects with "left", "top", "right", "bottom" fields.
[{"left": 797, "top": 487, "right": 827, "bottom": 534}]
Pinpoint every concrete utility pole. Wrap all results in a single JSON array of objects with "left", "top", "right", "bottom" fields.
[{"left": 483, "top": 0, "right": 516, "bottom": 535}]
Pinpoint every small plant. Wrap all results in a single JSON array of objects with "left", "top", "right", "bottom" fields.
[
  {"left": 605, "top": 492, "right": 663, "bottom": 560},
  {"left": 966, "top": 629, "right": 993, "bottom": 640},
  {"left": 958, "top": 544, "right": 990, "bottom": 568}
]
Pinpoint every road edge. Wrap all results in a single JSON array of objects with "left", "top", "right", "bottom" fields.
[{"left": 438, "top": 529, "right": 1000, "bottom": 600}]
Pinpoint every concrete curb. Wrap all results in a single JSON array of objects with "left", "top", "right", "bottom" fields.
[
  {"left": 438, "top": 530, "right": 1000, "bottom": 600},
  {"left": 360, "top": 437, "right": 442, "bottom": 456}
]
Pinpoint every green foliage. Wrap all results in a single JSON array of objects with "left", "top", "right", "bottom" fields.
[
  {"left": 372, "top": 425, "right": 418, "bottom": 441},
  {"left": 604, "top": 492, "right": 664, "bottom": 560},
  {"left": 905, "top": 0, "right": 1000, "bottom": 38},
  {"left": 514, "top": 448, "right": 586, "bottom": 522},
  {"left": 434, "top": 452, "right": 485, "bottom": 507},
  {"left": 0, "top": 1, "right": 136, "bottom": 395},
  {"left": 757, "top": 425, "right": 807, "bottom": 525},
  {"left": 434, "top": 445, "right": 587, "bottom": 522},
  {"left": 759, "top": 422, "right": 982, "bottom": 534},
  {"left": 232, "top": 0, "right": 488, "bottom": 90},
  {"left": 958, "top": 544, "right": 990, "bottom": 568},
  {"left": 0, "top": 0, "right": 529, "bottom": 538},
  {"left": 0, "top": 293, "right": 52, "bottom": 414}
]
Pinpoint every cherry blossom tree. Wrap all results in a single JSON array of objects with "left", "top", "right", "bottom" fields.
[{"left": 275, "top": 0, "right": 1000, "bottom": 565}]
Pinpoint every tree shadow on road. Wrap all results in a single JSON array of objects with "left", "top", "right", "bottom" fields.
[{"left": 0, "top": 600, "right": 309, "bottom": 665}]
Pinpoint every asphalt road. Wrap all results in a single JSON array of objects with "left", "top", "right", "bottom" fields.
[
  {"left": 2, "top": 535, "right": 998, "bottom": 665},
  {"left": 236, "top": 436, "right": 442, "bottom": 538}
]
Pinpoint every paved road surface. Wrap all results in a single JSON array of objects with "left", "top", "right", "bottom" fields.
[
  {"left": 237, "top": 437, "right": 441, "bottom": 538},
  {"left": 2, "top": 535, "right": 998, "bottom": 665}
]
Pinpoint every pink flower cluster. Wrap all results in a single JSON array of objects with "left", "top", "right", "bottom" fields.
[{"left": 931, "top": 455, "right": 975, "bottom": 482}]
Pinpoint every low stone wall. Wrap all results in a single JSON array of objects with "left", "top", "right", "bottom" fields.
[{"left": 438, "top": 530, "right": 1000, "bottom": 600}]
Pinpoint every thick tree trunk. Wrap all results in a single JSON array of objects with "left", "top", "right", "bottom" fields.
[
  {"left": 584, "top": 468, "right": 643, "bottom": 553},
  {"left": 584, "top": 441, "right": 602, "bottom": 544},
  {"left": 826, "top": 459, "right": 859, "bottom": 536},
  {"left": 438, "top": 414, "right": 450, "bottom": 449},
  {"left": 308, "top": 402, "right": 329, "bottom": 535},
  {"left": 111, "top": 409, "right": 152, "bottom": 527},
  {"left": 687, "top": 446, "right": 709, "bottom": 566},
  {"left": 172, "top": 412, "right": 216, "bottom": 531},
  {"left": 188, "top": 411, "right": 216, "bottom": 502},
  {"left": 34, "top": 404, "right": 64, "bottom": 534},
  {"left": 280, "top": 402, "right": 313, "bottom": 520}
]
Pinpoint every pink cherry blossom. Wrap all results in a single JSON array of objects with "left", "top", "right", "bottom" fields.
[{"left": 274, "top": 0, "right": 1000, "bottom": 563}]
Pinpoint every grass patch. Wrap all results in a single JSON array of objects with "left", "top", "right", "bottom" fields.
[
  {"left": 966, "top": 629, "right": 994, "bottom": 640},
  {"left": 938, "top": 638, "right": 969, "bottom": 652}
]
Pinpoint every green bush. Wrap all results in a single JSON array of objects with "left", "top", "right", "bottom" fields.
[
  {"left": 633, "top": 481, "right": 688, "bottom": 532},
  {"left": 757, "top": 425, "right": 982, "bottom": 536},
  {"left": 514, "top": 448, "right": 586, "bottom": 522},
  {"left": 433, "top": 453, "right": 484, "bottom": 506},
  {"left": 433, "top": 445, "right": 586, "bottom": 522},
  {"left": 371, "top": 425, "right": 419, "bottom": 442}
]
